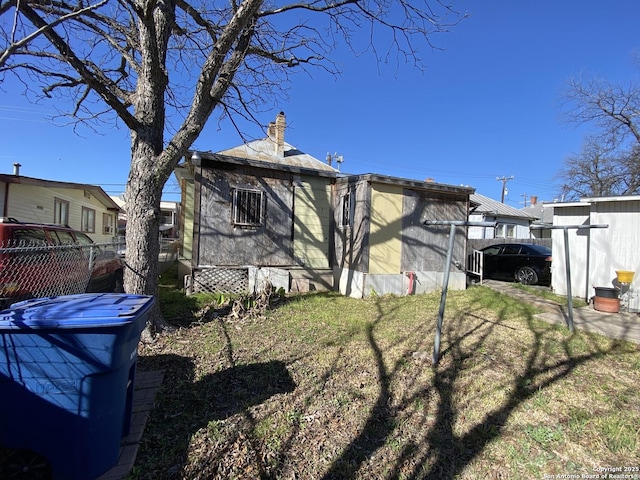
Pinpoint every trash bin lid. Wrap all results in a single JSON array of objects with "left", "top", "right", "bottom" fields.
[{"left": 0, "top": 293, "right": 155, "bottom": 329}]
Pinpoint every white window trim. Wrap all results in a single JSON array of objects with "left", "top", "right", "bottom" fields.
[
  {"left": 54, "top": 197, "right": 69, "bottom": 226},
  {"left": 81, "top": 206, "right": 96, "bottom": 233}
]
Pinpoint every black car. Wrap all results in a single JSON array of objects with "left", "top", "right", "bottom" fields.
[{"left": 480, "top": 243, "right": 552, "bottom": 286}]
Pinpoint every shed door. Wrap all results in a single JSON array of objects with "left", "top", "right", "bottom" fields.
[{"left": 293, "top": 178, "right": 332, "bottom": 268}]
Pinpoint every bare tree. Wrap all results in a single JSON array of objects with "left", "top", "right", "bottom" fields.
[
  {"left": 558, "top": 74, "right": 640, "bottom": 199},
  {"left": 0, "top": 0, "right": 464, "bottom": 336},
  {"left": 555, "top": 136, "right": 640, "bottom": 200}
]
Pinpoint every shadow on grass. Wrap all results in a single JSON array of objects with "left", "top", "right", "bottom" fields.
[
  {"left": 135, "top": 287, "right": 634, "bottom": 479},
  {"left": 0, "top": 351, "right": 296, "bottom": 480},
  {"left": 136, "top": 353, "right": 295, "bottom": 478},
  {"left": 320, "top": 290, "right": 628, "bottom": 480}
]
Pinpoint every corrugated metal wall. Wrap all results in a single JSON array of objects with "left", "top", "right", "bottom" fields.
[{"left": 550, "top": 206, "right": 591, "bottom": 298}]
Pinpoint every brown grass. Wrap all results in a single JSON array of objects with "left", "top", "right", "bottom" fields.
[{"left": 130, "top": 285, "right": 640, "bottom": 480}]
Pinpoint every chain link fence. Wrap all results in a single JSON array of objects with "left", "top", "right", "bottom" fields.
[{"left": 0, "top": 241, "right": 124, "bottom": 308}]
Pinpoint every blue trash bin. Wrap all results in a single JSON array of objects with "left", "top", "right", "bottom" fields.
[{"left": 0, "top": 293, "right": 154, "bottom": 480}]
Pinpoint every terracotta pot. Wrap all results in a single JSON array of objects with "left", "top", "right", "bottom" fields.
[{"left": 593, "top": 296, "right": 620, "bottom": 313}]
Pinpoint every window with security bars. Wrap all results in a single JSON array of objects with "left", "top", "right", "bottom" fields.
[{"left": 232, "top": 188, "right": 263, "bottom": 226}]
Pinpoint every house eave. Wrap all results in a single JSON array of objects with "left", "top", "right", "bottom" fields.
[
  {"left": 187, "top": 151, "right": 338, "bottom": 179},
  {"left": 337, "top": 173, "right": 475, "bottom": 196},
  {"left": 0, "top": 174, "right": 121, "bottom": 211},
  {"left": 580, "top": 195, "right": 640, "bottom": 203}
]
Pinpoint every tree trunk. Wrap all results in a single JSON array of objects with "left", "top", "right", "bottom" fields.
[{"left": 125, "top": 140, "right": 167, "bottom": 340}]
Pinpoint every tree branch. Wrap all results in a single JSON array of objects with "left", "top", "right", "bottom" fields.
[
  {"left": 0, "top": 0, "right": 108, "bottom": 68},
  {"left": 14, "top": 3, "right": 138, "bottom": 129}
]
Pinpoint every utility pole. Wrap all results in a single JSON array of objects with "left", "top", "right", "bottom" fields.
[
  {"left": 520, "top": 193, "right": 529, "bottom": 207},
  {"left": 496, "top": 175, "right": 514, "bottom": 203},
  {"left": 326, "top": 152, "right": 344, "bottom": 171}
]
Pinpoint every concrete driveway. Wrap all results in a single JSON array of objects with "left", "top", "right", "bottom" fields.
[{"left": 480, "top": 280, "right": 640, "bottom": 344}]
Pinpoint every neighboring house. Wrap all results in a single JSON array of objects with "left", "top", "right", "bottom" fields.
[
  {"left": 111, "top": 195, "right": 180, "bottom": 238},
  {"left": 159, "top": 201, "right": 180, "bottom": 238},
  {"left": 0, "top": 166, "right": 120, "bottom": 243},
  {"left": 334, "top": 175, "right": 473, "bottom": 298},
  {"left": 468, "top": 193, "right": 538, "bottom": 240},
  {"left": 110, "top": 195, "right": 128, "bottom": 235},
  {"left": 175, "top": 112, "right": 338, "bottom": 294},
  {"left": 549, "top": 195, "right": 640, "bottom": 302},
  {"left": 521, "top": 196, "right": 556, "bottom": 239}
]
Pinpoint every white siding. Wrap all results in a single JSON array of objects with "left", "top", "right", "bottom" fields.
[
  {"left": 4, "top": 183, "right": 117, "bottom": 243},
  {"left": 550, "top": 206, "right": 590, "bottom": 299},
  {"left": 588, "top": 199, "right": 640, "bottom": 297},
  {"left": 551, "top": 198, "right": 640, "bottom": 300},
  {"left": 468, "top": 213, "right": 494, "bottom": 239},
  {"left": 468, "top": 213, "right": 531, "bottom": 239}
]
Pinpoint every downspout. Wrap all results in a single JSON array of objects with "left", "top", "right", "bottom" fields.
[
  {"left": 3, "top": 163, "right": 21, "bottom": 217},
  {"left": 3, "top": 183, "right": 8, "bottom": 217}
]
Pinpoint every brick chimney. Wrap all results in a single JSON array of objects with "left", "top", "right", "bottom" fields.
[
  {"left": 267, "top": 112, "right": 286, "bottom": 157},
  {"left": 531, "top": 195, "right": 538, "bottom": 206},
  {"left": 275, "top": 112, "right": 285, "bottom": 157}
]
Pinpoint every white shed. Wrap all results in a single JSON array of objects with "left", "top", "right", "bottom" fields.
[{"left": 551, "top": 196, "right": 640, "bottom": 301}]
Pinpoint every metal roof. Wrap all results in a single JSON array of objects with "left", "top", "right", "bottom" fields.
[
  {"left": 470, "top": 193, "right": 538, "bottom": 220},
  {"left": 217, "top": 139, "right": 338, "bottom": 173},
  {"left": 337, "top": 173, "right": 474, "bottom": 196}
]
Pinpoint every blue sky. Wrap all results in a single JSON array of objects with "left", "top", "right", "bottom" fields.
[{"left": 1, "top": 1, "right": 639, "bottom": 206}]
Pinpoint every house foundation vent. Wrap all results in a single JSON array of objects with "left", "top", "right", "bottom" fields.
[{"left": 191, "top": 267, "right": 249, "bottom": 295}]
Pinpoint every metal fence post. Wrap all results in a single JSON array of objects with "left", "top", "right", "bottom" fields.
[
  {"left": 424, "top": 220, "right": 495, "bottom": 365},
  {"left": 530, "top": 224, "right": 608, "bottom": 331}
]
